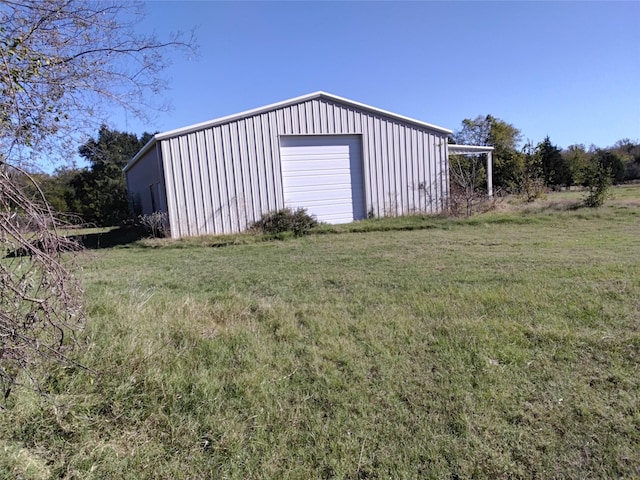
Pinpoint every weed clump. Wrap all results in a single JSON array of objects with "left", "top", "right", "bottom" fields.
[
  {"left": 251, "top": 208, "right": 318, "bottom": 236},
  {"left": 138, "top": 212, "right": 170, "bottom": 238}
]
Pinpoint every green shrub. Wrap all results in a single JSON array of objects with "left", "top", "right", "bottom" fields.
[
  {"left": 583, "top": 162, "right": 612, "bottom": 208},
  {"left": 251, "top": 208, "right": 318, "bottom": 236}
]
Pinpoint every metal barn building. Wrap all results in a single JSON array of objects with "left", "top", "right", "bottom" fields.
[{"left": 124, "top": 91, "right": 465, "bottom": 239}]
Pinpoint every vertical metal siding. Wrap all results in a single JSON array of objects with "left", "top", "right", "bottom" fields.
[
  {"left": 381, "top": 119, "right": 392, "bottom": 215},
  {"left": 152, "top": 97, "right": 449, "bottom": 237},
  {"left": 267, "top": 111, "right": 284, "bottom": 207},
  {"left": 407, "top": 127, "right": 417, "bottom": 211},
  {"left": 172, "top": 138, "right": 187, "bottom": 235},
  {"left": 187, "top": 134, "right": 203, "bottom": 234},
  {"left": 262, "top": 115, "right": 275, "bottom": 210},
  {"left": 394, "top": 124, "right": 403, "bottom": 213},
  {"left": 212, "top": 127, "right": 228, "bottom": 234},
  {"left": 416, "top": 132, "right": 425, "bottom": 214},
  {"left": 372, "top": 117, "right": 383, "bottom": 215},
  {"left": 363, "top": 116, "right": 375, "bottom": 214},
  {"left": 433, "top": 134, "right": 441, "bottom": 211},
  {"left": 196, "top": 131, "right": 211, "bottom": 233},
  {"left": 398, "top": 124, "right": 408, "bottom": 213},
  {"left": 229, "top": 122, "right": 247, "bottom": 230},
  {"left": 220, "top": 124, "right": 238, "bottom": 232},
  {"left": 161, "top": 140, "right": 178, "bottom": 237},
  {"left": 243, "top": 119, "right": 260, "bottom": 220},
  {"left": 435, "top": 138, "right": 449, "bottom": 210},
  {"left": 125, "top": 144, "right": 164, "bottom": 216},
  {"left": 427, "top": 133, "right": 436, "bottom": 212},
  {"left": 182, "top": 136, "right": 197, "bottom": 235},
  {"left": 413, "top": 128, "right": 422, "bottom": 212},
  {"left": 319, "top": 100, "right": 328, "bottom": 132},
  {"left": 202, "top": 130, "right": 220, "bottom": 234}
]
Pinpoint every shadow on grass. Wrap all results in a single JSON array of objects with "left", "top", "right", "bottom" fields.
[
  {"left": 69, "top": 226, "right": 148, "bottom": 250},
  {"left": 5, "top": 226, "right": 148, "bottom": 258}
]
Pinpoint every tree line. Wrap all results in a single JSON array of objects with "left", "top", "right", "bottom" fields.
[
  {"left": 450, "top": 115, "right": 639, "bottom": 211},
  {"left": 22, "top": 121, "right": 640, "bottom": 227},
  {"left": 21, "top": 126, "right": 154, "bottom": 227},
  {"left": 453, "top": 115, "right": 639, "bottom": 190}
]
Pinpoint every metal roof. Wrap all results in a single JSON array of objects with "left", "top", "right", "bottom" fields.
[{"left": 124, "top": 91, "right": 452, "bottom": 172}]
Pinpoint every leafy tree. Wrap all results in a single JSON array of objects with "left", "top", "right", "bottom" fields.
[
  {"left": 563, "top": 144, "right": 592, "bottom": 186},
  {"left": 0, "top": 0, "right": 194, "bottom": 396},
  {"left": 611, "top": 138, "right": 640, "bottom": 163},
  {"left": 453, "top": 115, "right": 524, "bottom": 191},
  {"left": 583, "top": 159, "right": 612, "bottom": 208},
  {"left": 538, "top": 136, "right": 572, "bottom": 187},
  {"left": 455, "top": 114, "right": 522, "bottom": 150},
  {"left": 519, "top": 141, "right": 546, "bottom": 201},
  {"left": 494, "top": 148, "right": 526, "bottom": 193},
  {"left": 593, "top": 149, "right": 625, "bottom": 184},
  {"left": 611, "top": 139, "right": 640, "bottom": 181},
  {"left": 20, "top": 170, "right": 73, "bottom": 213},
  {"left": 72, "top": 126, "right": 153, "bottom": 226}
]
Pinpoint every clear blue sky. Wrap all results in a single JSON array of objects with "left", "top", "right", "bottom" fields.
[{"left": 111, "top": 0, "right": 640, "bottom": 150}]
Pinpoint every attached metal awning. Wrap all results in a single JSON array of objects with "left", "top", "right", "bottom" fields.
[{"left": 447, "top": 144, "right": 495, "bottom": 197}]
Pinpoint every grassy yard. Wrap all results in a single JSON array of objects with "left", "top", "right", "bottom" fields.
[{"left": 1, "top": 188, "right": 639, "bottom": 478}]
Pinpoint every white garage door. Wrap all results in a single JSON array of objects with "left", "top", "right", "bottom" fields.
[{"left": 279, "top": 135, "right": 365, "bottom": 224}]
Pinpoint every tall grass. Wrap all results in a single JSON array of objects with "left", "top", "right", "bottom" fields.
[{"left": 1, "top": 193, "right": 639, "bottom": 478}]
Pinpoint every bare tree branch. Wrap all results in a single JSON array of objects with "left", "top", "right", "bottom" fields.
[
  {"left": 1, "top": 0, "right": 196, "bottom": 167},
  {"left": 0, "top": 161, "right": 84, "bottom": 398},
  {"left": 0, "top": 0, "right": 196, "bottom": 397}
]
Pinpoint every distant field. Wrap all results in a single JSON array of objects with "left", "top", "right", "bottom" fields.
[
  {"left": 1, "top": 186, "right": 639, "bottom": 478},
  {"left": 520, "top": 182, "right": 640, "bottom": 205}
]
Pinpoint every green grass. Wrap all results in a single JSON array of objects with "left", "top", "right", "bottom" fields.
[{"left": 1, "top": 188, "right": 639, "bottom": 478}]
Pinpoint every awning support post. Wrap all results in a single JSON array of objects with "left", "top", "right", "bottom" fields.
[{"left": 487, "top": 151, "right": 493, "bottom": 198}]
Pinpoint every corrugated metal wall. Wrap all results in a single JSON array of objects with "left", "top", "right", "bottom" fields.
[
  {"left": 125, "top": 143, "right": 166, "bottom": 217},
  {"left": 154, "top": 97, "right": 449, "bottom": 238}
]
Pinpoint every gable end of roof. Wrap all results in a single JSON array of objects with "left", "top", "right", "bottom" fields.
[{"left": 124, "top": 91, "right": 452, "bottom": 172}]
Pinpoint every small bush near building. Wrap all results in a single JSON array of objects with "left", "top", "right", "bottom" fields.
[
  {"left": 252, "top": 208, "right": 318, "bottom": 236},
  {"left": 138, "top": 212, "right": 170, "bottom": 238}
]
